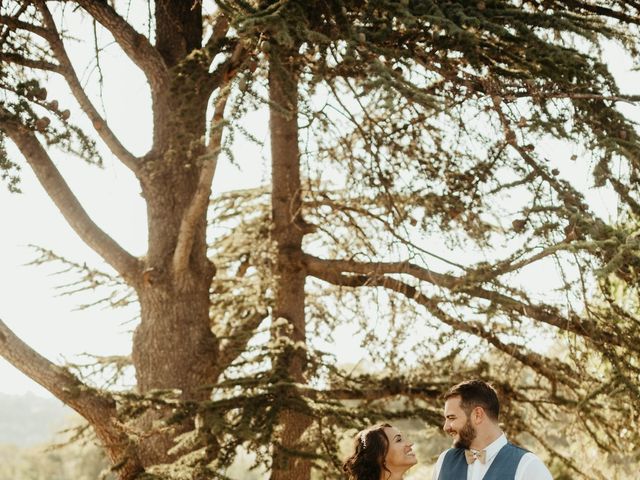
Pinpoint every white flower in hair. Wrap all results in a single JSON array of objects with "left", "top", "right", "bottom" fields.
[{"left": 360, "top": 432, "right": 368, "bottom": 448}]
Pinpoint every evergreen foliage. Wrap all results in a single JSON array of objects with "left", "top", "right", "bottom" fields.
[{"left": 2, "top": 1, "right": 640, "bottom": 479}]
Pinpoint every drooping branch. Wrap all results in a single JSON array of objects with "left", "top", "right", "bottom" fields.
[
  {"left": 560, "top": 0, "right": 640, "bottom": 25},
  {"left": 0, "top": 51, "right": 61, "bottom": 72},
  {"left": 299, "top": 380, "right": 444, "bottom": 402},
  {"left": 305, "top": 262, "right": 580, "bottom": 387},
  {"left": 173, "top": 90, "right": 229, "bottom": 278},
  {"left": 1, "top": 113, "right": 140, "bottom": 282},
  {"left": 215, "top": 310, "right": 268, "bottom": 379},
  {"left": 34, "top": 1, "right": 140, "bottom": 173},
  {"left": 492, "top": 100, "right": 591, "bottom": 211},
  {"left": 302, "top": 251, "right": 626, "bottom": 351},
  {"left": 72, "top": 0, "right": 168, "bottom": 93},
  {"left": 303, "top": 253, "right": 459, "bottom": 288},
  {"left": 303, "top": 253, "right": 631, "bottom": 369},
  {"left": 0, "top": 13, "right": 50, "bottom": 38},
  {"left": 28, "top": 245, "right": 137, "bottom": 310},
  {"left": 0, "top": 318, "right": 144, "bottom": 480},
  {"left": 304, "top": 195, "right": 466, "bottom": 270}
]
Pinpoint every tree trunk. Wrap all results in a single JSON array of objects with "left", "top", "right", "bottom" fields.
[
  {"left": 119, "top": 3, "right": 224, "bottom": 465},
  {"left": 131, "top": 270, "right": 217, "bottom": 465},
  {"left": 129, "top": 136, "right": 219, "bottom": 465},
  {"left": 268, "top": 50, "right": 312, "bottom": 480}
]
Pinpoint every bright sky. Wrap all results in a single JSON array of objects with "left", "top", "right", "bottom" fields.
[{"left": 1, "top": 8, "right": 638, "bottom": 399}]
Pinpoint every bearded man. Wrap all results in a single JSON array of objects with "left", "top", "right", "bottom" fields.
[{"left": 432, "top": 380, "right": 553, "bottom": 480}]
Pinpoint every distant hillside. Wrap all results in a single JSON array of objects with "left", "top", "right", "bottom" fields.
[{"left": 0, "top": 393, "right": 74, "bottom": 447}]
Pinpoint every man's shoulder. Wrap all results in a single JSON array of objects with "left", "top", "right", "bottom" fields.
[
  {"left": 516, "top": 451, "right": 553, "bottom": 480},
  {"left": 505, "top": 442, "right": 530, "bottom": 454},
  {"left": 519, "top": 451, "right": 546, "bottom": 464}
]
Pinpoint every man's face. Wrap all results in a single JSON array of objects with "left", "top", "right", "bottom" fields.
[{"left": 443, "top": 396, "right": 477, "bottom": 449}]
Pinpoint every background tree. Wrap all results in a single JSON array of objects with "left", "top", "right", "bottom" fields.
[{"left": 2, "top": 1, "right": 640, "bottom": 479}]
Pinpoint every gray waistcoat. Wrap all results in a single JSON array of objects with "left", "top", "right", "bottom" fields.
[{"left": 437, "top": 443, "right": 528, "bottom": 480}]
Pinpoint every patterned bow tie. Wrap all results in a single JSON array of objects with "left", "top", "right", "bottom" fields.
[{"left": 464, "top": 449, "right": 487, "bottom": 465}]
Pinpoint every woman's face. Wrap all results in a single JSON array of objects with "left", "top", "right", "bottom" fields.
[{"left": 383, "top": 426, "right": 417, "bottom": 472}]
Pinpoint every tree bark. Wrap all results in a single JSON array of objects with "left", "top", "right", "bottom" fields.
[
  {"left": 154, "top": 0, "right": 203, "bottom": 68},
  {"left": 132, "top": 267, "right": 217, "bottom": 466},
  {"left": 130, "top": 89, "right": 217, "bottom": 467},
  {"left": 268, "top": 50, "right": 312, "bottom": 480}
]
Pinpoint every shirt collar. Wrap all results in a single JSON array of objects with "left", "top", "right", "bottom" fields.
[{"left": 483, "top": 433, "right": 507, "bottom": 462}]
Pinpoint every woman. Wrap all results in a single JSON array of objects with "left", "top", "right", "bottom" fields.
[{"left": 343, "top": 423, "right": 417, "bottom": 480}]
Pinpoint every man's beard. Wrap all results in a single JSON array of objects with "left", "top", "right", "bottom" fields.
[{"left": 453, "top": 419, "right": 476, "bottom": 449}]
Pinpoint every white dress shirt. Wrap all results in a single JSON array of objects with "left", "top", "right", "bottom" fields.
[{"left": 431, "top": 434, "right": 553, "bottom": 480}]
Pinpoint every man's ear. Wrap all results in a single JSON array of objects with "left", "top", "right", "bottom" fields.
[{"left": 472, "top": 406, "right": 485, "bottom": 424}]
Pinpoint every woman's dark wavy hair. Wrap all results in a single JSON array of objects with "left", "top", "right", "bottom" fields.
[{"left": 343, "top": 423, "right": 392, "bottom": 480}]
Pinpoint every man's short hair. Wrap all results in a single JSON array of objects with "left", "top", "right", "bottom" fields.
[{"left": 443, "top": 379, "right": 500, "bottom": 421}]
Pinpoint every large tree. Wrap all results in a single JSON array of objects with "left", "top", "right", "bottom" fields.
[{"left": 2, "top": 1, "right": 640, "bottom": 479}]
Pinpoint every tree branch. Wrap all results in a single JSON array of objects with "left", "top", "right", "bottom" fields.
[
  {"left": 214, "top": 310, "right": 268, "bottom": 379},
  {"left": 35, "top": 0, "right": 140, "bottom": 173},
  {"left": 561, "top": 0, "right": 640, "bottom": 26},
  {"left": 305, "top": 262, "right": 580, "bottom": 387},
  {"left": 303, "top": 253, "right": 459, "bottom": 288},
  {"left": 299, "top": 380, "right": 444, "bottom": 402},
  {"left": 304, "top": 253, "right": 627, "bottom": 350},
  {"left": 0, "top": 51, "right": 61, "bottom": 72},
  {"left": 511, "top": 91, "right": 640, "bottom": 105},
  {"left": 304, "top": 195, "right": 466, "bottom": 270},
  {"left": 0, "top": 14, "right": 51, "bottom": 39},
  {"left": 173, "top": 90, "right": 229, "bottom": 277},
  {"left": 201, "top": 27, "right": 246, "bottom": 97},
  {"left": 1, "top": 112, "right": 141, "bottom": 282},
  {"left": 0, "top": 318, "right": 144, "bottom": 480},
  {"left": 0, "top": 2, "right": 29, "bottom": 47},
  {"left": 202, "top": 13, "right": 230, "bottom": 55},
  {"left": 72, "top": 0, "right": 168, "bottom": 93}
]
